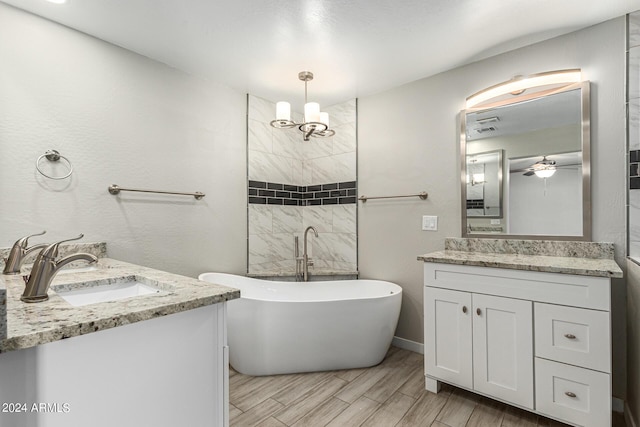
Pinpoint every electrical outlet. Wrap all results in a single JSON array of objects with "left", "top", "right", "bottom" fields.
[
  {"left": 422, "top": 215, "right": 438, "bottom": 231},
  {"left": 490, "top": 219, "right": 501, "bottom": 225}
]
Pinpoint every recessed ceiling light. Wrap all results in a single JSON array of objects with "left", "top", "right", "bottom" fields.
[{"left": 46, "top": 0, "right": 67, "bottom": 4}]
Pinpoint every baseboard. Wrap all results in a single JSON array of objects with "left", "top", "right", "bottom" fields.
[
  {"left": 613, "top": 397, "right": 624, "bottom": 413},
  {"left": 626, "top": 402, "right": 638, "bottom": 427},
  {"left": 392, "top": 336, "right": 424, "bottom": 354}
]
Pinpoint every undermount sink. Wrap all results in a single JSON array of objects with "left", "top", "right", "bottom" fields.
[{"left": 52, "top": 275, "right": 174, "bottom": 307}]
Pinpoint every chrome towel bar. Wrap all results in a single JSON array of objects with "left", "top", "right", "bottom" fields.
[
  {"left": 108, "top": 184, "right": 205, "bottom": 200},
  {"left": 358, "top": 191, "right": 428, "bottom": 203}
]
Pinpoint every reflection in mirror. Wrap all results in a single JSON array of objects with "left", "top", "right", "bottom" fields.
[
  {"left": 508, "top": 152, "right": 582, "bottom": 235},
  {"left": 466, "top": 150, "right": 502, "bottom": 219},
  {"left": 461, "top": 72, "right": 590, "bottom": 240}
]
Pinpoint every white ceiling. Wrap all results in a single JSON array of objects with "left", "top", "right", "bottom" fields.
[{"left": 2, "top": 0, "right": 639, "bottom": 108}]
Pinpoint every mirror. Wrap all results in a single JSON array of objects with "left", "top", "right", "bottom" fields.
[
  {"left": 461, "top": 72, "right": 590, "bottom": 240},
  {"left": 466, "top": 150, "right": 503, "bottom": 218}
]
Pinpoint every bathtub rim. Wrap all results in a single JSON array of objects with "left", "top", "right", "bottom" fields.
[{"left": 198, "top": 272, "right": 402, "bottom": 304}]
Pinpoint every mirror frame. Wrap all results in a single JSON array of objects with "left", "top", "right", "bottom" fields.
[{"left": 460, "top": 75, "right": 591, "bottom": 241}]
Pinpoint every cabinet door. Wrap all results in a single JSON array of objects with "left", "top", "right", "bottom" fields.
[
  {"left": 472, "top": 294, "right": 534, "bottom": 409},
  {"left": 424, "top": 287, "right": 473, "bottom": 389}
]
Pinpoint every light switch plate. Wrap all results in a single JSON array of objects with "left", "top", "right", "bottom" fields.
[{"left": 422, "top": 215, "right": 438, "bottom": 231}]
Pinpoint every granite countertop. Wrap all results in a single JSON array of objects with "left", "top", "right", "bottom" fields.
[
  {"left": 0, "top": 258, "right": 239, "bottom": 353},
  {"left": 417, "top": 250, "right": 623, "bottom": 278}
]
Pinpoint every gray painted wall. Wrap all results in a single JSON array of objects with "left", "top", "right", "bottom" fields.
[
  {"left": 0, "top": 3, "right": 248, "bottom": 277},
  {"left": 358, "top": 17, "right": 627, "bottom": 398}
]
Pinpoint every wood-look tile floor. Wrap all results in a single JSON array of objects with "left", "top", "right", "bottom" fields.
[{"left": 230, "top": 346, "right": 625, "bottom": 427}]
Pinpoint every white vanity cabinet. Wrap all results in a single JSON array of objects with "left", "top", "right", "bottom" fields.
[
  {"left": 423, "top": 262, "right": 612, "bottom": 427},
  {"left": 425, "top": 288, "right": 533, "bottom": 409},
  {"left": 0, "top": 303, "right": 230, "bottom": 427}
]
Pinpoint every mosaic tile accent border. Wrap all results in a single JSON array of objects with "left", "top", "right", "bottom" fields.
[
  {"left": 631, "top": 150, "right": 640, "bottom": 189},
  {"left": 466, "top": 199, "right": 484, "bottom": 209},
  {"left": 248, "top": 180, "right": 357, "bottom": 206}
]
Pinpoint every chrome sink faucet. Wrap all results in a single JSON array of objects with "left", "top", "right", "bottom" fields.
[
  {"left": 3, "top": 231, "right": 48, "bottom": 275},
  {"left": 21, "top": 234, "right": 98, "bottom": 303}
]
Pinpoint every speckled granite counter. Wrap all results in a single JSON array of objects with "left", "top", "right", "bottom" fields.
[
  {"left": 418, "top": 238, "right": 623, "bottom": 278},
  {"left": 0, "top": 258, "right": 239, "bottom": 353}
]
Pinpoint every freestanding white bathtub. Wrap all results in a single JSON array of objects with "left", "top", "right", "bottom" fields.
[{"left": 198, "top": 273, "right": 402, "bottom": 376}]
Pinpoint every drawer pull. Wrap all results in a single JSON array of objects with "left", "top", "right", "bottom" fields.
[
  {"left": 476, "top": 308, "right": 482, "bottom": 316},
  {"left": 565, "top": 391, "right": 577, "bottom": 398},
  {"left": 462, "top": 306, "right": 467, "bottom": 314},
  {"left": 564, "top": 334, "right": 577, "bottom": 340}
]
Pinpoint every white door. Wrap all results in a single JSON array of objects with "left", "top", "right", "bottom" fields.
[
  {"left": 472, "top": 293, "right": 534, "bottom": 409},
  {"left": 424, "top": 287, "right": 473, "bottom": 389}
]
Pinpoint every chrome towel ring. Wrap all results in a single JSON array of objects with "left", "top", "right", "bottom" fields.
[{"left": 36, "top": 150, "right": 73, "bottom": 180}]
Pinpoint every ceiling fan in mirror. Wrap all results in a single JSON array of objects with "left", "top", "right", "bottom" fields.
[
  {"left": 522, "top": 156, "right": 556, "bottom": 178},
  {"left": 512, "top": 155, "right": 581, "bottom": 178}
]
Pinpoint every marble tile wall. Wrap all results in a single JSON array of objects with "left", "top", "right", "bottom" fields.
[
  {"left": 247, "top": 95, "right": 357, "bottom": 274},
  {"left": 630, "top": 11, "right": 640, "bottom": 258}
]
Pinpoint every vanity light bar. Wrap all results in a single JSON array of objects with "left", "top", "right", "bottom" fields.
[{"left": 466, "top": 69, "right": 582, "bottom": 109}]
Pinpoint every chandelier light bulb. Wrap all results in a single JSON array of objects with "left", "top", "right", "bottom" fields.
[
  {"left": 319, "top": 112, "right": 329, "bottom": 127},
  {"left": 304, "top": 102, "right": 320, "bottom": 123},
  {"left": 276, "top": 102, "right": 291, "bottom": 121}
]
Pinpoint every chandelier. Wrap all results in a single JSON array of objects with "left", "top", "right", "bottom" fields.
[{"left": 270, "top": 71, "right": 335, "bottom": 141}]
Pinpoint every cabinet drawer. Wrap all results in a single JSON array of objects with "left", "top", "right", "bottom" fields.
[
  {"left": 535, "top": 358, "right": 610, "bottom": 427},
  {"left": 534, "top": 303, "right": 610, "bottom": 373}
]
